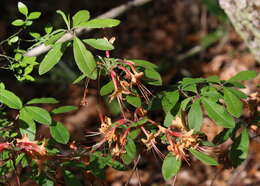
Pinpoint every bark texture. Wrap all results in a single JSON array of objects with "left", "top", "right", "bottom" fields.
[{"left": 219, "top": 0, "right": 260, "bottom": 63}]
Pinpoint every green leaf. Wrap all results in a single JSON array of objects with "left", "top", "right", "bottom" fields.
[
  {"left": 188, "top": 99, "right": 203, "bottom": 131},
  {"left": 202, "top": 98, "right": 235, "bottom": 128},
  {"left": 227, "top": 88, "right": 247, "bottom": 99},
  {"left": 63, "top": 170, "right": 82, "bottom": 186},
  {"left": 28, "top": 12, "right": 41, "bottom": 20},
  {"left": 130, "top": 59, "right": 158, "bottom": 69},
  {"left": 122, "top": 138, "right": 136, "bottom": 165},
  {"left": 0, "top": 82, "right": 5, "bottom": 89},
  {"left": 8, "top": 36, "right": 19, "bottom": 45},
  {"left": 180, "top": 97, "right": 192, "bottom": 111},
  {"left": 206, "top": 75, "right": 221, "bottom": 83},
  {"left": 162, "top": 90, "right": 179, "bottom": 113},
  {"left": 100, "top": 81, "right": 114, "bottom": 96},
  {"left": 230, "top": 129, "right": 249, "bottom": 167},
  {"left": 229, "top": 70, "right": 258, "bottom": 81},
  {"left": 27, "top": 97, "right": 59, "bottom": 104},
  {"left": 182, "top": 84, "right": 197, "bottom": 93},
  {"left": 72, "top": 10, "right": 90, "bottom": 27},
  {"left": 200, "top": 30, "right": 224, "bottom": 49},
  {"left": 18, "top": 2, "right": 28, "bottom": 16},
  {"left": 11, "top": 19, "right": 25, "bottom": 26},
  {"left": 78, "top": 18, "right": 120, "bottom": 28},
  {"left": 162, "top": 154, "right": 181, "bottom": 180},
  {"left": 38, "top": 177, "right": 54, "bottom": 186},
  {"left": 226, "top": 81, "right": 245, "bottom": 88},
  {"left": 56, "top": 10, "right": 70, "bottom": 29},
  {"left": 213, "top": 128, "right": 234, "bottom": 145},
  {"left": 128, "top": 129, "right": 141, "bottom": 139},
  {"left": 50, "top": 121, "right": 70, "bottom": 144},
  {"left": 73, "top": 37, "right": 97, "bottom": 79},
  {"left": 45, "top": 25, "right": 53, "bottom": 34},
  {"left": 189, "top": 148, "right": 218, "bottom": 166},
  {"left": 237, "top": 129, "right": 249, "bottom": 159},
  {"left": 52, "top": 106, "right": 78, "bottom": 114},
  {"left": 39, "top": 42, "right": 67, "bottom": 75},
  {"left": 181, "top": 78, "right": 205, "bottom": 85},
  {"left": 200, "top": 86, "right": 221, "bottom": 102},
  {"left": 107, "top": 158, "right": 127, "bottom": 171},
  {"left": 83, "top": 38, "right": 114, "bottom": 51},
  {"left": 19, "top": 108, "right": 36, "bottom": 140},
  {"left": 223, "top": 87, "right": 243, "bottom": 118},
  {"left": 126, "top": 96, "right": 141, "bottom": 108},
  {"left": 144, "top": 68, "right": 162, "bottom": 86},
  {"left": 44, "top": 32, "right": 64, "bottom": 46},
  {"left": 72, "top": 74, "right": 87, "bottom": 84},
  {"left": 164, "top": 112, "right": 175, "bottom": 127},
  {"left": 129, "top": 118, "right": 148, "bottom": 128},
  {"left": 0, "top": 89, "right": 23, "bottom": 109},
  {"left": 29, "top": 32, "right": 41, "bottom": 39},
  {"left": 25, "top": 20, "right": 33, "bottom": 26},
  {"left": 23, "top": 106, "right": 51, "bottom": 125}
]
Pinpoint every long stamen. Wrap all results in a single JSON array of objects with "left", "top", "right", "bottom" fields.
[{"left": 137, "top": 83, "right": 151, "bottom": 103}]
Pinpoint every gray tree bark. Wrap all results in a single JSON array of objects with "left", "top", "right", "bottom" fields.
[{"left": 219, "top": 0, "right": 260, "bottom": 63}]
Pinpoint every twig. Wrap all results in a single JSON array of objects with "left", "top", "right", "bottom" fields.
[
  {"left": 24, "top": 0, "right": 153, "bottom": 57},
  {"left": 125, "top": 155, "right": 141, "bottom": 186},
  {"left": 228, "top": 153, "right": 251, "bottom": 186}
]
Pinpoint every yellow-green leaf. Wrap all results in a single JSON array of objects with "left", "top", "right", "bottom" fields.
[
  {"left": 162, "top": 154, "right": 181, "bottom": 180},
  {"left": 18, "top": 2, "right": 28, "bottom": 16},
  {"left": 202, "top": 97, "right": 235, "bottom": 128},
  {"left": 72, "top": 10, "right": 90, "bottom": 27},
  {"left": 39, "top": 42, "right": 67, "bottom": 75},
  {"left": 223, "top": 87, "right": 243, "bottom": 118},
  {"left": 50, "top": 121, "right": 70, "bottom": 144},
  {"left": 83, "top": 38, "right": 114, "bottom": 51},
  {"left": 189, "top": 148, "right": 218, "bottom": 166},
  {"left": 73, "top": 37, "right": 97, "bottom": 79},
  {"left": 78, "top": 18, "right": 120, "bottom": 28},
  {"left": 24, "top": 106, "right": 51, "bottom": 125},
  {"left": 0, "top": 89, "right": 23, "bottom": 109}
]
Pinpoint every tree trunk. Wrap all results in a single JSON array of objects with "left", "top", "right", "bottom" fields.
[{"left": 219, "top": 0, "right": 260, "bottom": 63}]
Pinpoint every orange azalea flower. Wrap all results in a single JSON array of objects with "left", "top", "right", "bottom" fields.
[
  {"left": 0, "top": 142, "right": 10, "bottom": 152},
  {"left": 16, "top": 135, "right": 47, "bottom": 157}
]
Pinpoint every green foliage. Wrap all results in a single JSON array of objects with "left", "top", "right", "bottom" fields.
[
  {"left": 230, "top": 128, "right": 250, "bottom": 167},
  {"left": 0, "top": 89, "right": 23, "bottom": 109},
  {"left": 144, "top": 68, "right": 162, "bottom": 86},
  {"left": 223, "top": 87, "right": 243, "bottom": 117},
  {"left": 161, "top": 90, "right": 179, "bottom": 113},
  {"left": 122, "top": 138, "right": 137, "bottom": 165},
  {"left": 189, "top": 148, "right": 218, "bottom": 166},
  {"left": 50, "top": 121, "right": 70, "bottom": 144},
  {"left": 27, "top": 97, "right": 59, "bottom": 104},
  {"left": 19, "top": 108, "right": 36, "bottom": 140},
  {"left": 72, "top": 10, "right": 90, "bottom": 27},
  {"left": 39, "top": 42, "right": 68, "bottom": 75},
  {"left": 23, "top": 106, "right": 52, "bottom": 125},
  {"left": 162, "top": 154, "right": 181, "bottom": 180},
  {"left": 73, "top": 36, "right": 97, "bottom": 79},
  {"left": 51, "top": 105, "right": 78, "bottom": 114},
  {"left": 83, "top": 38, "right": 114, "bottom": 50},
  {"left": 78, "top": 18, "right": 120, "bottom": 28},
  {"left": 202, "top": 98, "right": 235, "bottom": 128},
  {"left": 229, "top": 70, "right": 258, "bottom": 81},
  {"left": 188, "top": 99, "right": 203, "bottom": 131},
  {"left": 126, "top": 96, "right": 141, "bottom": 108},
  {"left": 0, "top": 2, "right": 258, "bottom": 184},
  {"left": 100, "top": 80, "right": 114, "bottom": 96}
]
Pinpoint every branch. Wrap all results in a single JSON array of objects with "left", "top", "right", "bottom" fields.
[
  {"left": 219, "top": 0, "right": 260, "bottom": 64},
  {"left": 24, "top": 0, "right": 153, "bottom": 57}
]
